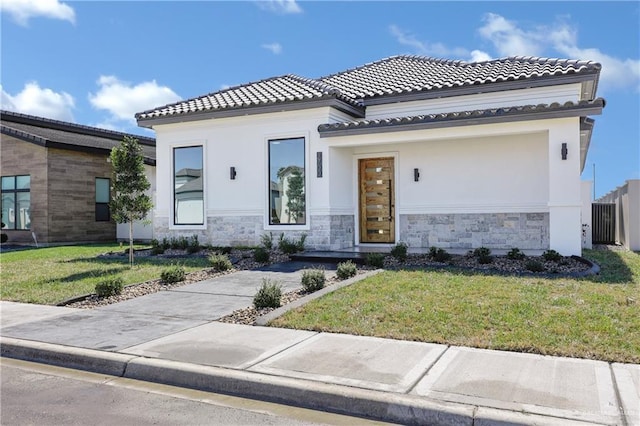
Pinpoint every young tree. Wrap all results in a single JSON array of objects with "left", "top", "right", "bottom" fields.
[{"left": 110, "top": 136, "right": 152, "bottom": 266}]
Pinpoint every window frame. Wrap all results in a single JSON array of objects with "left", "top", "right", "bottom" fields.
[
  {"left": 95, "top": 177, "right": 111, "bottom": 222},
  {"left": 171, "top": 144, "right": 206, "bottom": 229},
  {"left": 1, "top": 175, "right": 31, "bottom": 231},
  {"left": 265, "top": 134, "right": 309, "bottom": 230}
]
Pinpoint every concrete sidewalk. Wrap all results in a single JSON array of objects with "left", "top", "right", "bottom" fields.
[{"left": 1, "top": 265, "right": 638, "bottom": 426}]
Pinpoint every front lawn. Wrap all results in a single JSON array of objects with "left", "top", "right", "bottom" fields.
[
  {"left": 271, "top": 249, "right": 640, "bottom": 363},
  {"left": 0, "top": 244, "right": 211, "bottom": 305}
]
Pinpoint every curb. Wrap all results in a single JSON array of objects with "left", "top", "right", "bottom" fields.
[{"left": 254, "top": 269, "right": 383, "bottom": 326}]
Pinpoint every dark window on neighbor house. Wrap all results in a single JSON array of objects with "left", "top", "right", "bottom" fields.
[
  {"left": 268, "top": 137, "right": 306, "bottom": 225},
  {"left": 95, "top": 178, "right": 110, "bottom": 222},
  {"left": 1, "top": 175, "right": 31, "bottom": 230},
  {"left": 174, "top": 146, "right": 204, "bottom": 225}
]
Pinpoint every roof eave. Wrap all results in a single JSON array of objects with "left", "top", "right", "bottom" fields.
[
  {"left": 362, "top": 72, "right": 601, "bottom": 106},
  {"left": 136, "top": 97, "right": 365, "bottom": 129},
  {"left": 318, "top": 102, "right": 604, "bottom": 138},
  {"left": 580, "top": 117, "right": 595, "bottom": 173}
]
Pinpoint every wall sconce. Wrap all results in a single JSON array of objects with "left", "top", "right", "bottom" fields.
[
  {"left": 561, "top": 143, "right": 568, "bottom": 160},
  {"left": 230, "top": 166, "right": 237, "bottom": 180},
  {"left": 316, "top": 152, "right": 323, "bottom": 178},
  {"left": 414, "top": 168, "right": 420, "bottom": 182}
]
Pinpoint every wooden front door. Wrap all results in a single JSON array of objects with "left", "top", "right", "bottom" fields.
[{"left": 359, "top": 157, "right": 395, "bottom": 243}]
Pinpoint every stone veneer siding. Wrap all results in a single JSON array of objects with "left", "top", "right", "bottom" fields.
[
  {"left": 399, "top": 213, "right": 549, "bottom": 250},
  {"left": 154, "top": 214, "right": 354, "bottom": 250}
]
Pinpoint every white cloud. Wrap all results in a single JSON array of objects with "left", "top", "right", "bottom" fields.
[
  {"left": 478, "top": 13, "right": 544, "bottom": 57},
  {"left": 261, "top": 42, "right": 282, "bottom": 55},
  {"left": 256, "top": 0, "right": 302, "bottom": 14},
  {"left": 389, "top": 24, "right": 483, "bottom": 62},
  {"left": 470, "top": 50, "right": 492, "bottom": 63},
  {"left": 88, "top": 76, "right": 181, "bottom": 123},
  {"left": 1, "top": 82, "right": 75, "bottom": 121},
  {"left": 478, "top": 13, "right": 640, "bottom": 91},
  {"left": 1, "top": 0, "right": 75, "bottom": 26}
]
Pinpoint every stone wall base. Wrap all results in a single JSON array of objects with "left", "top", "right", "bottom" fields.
[{"left": 399, "top": 213, "right": 550, "bottom": 250}]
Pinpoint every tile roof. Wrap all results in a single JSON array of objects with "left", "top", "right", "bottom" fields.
[
  {"left": 137, "top": 55, "right": 601, "bottom": 123},
  {"left": 1, "top": 110, "right": 156, "bottom": 163},
  {"left": 318, "top": 98, "right": 605, "bottom": 136}
]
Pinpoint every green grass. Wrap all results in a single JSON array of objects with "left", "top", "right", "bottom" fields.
[
  {"left": 272, "top": 249, "right": 640, "bottom": 363},
  {"left": 0, "top": 244, "right": 211, "bottom": 305}
]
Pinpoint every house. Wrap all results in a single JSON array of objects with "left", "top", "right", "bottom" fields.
[
  {"left": 136, "top": 55, "right": 604, "bottom": 255},
  {"left": 0, "top": 110, "right": 156, "bottom": 244}
]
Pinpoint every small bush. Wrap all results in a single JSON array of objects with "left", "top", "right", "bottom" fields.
[
  {"left": 477, "top": 254, "right": 494, "bottom": 264},
  {"left": 209, "top": 253, "right": 232, "bottom": 271},
  {"left": 254, "top": 247, "right": 270, "bottom": 263},
  {"left": 507, "top": 248, "right": 526, "bottom": 260},
  {"left": 151, "top": 239, "right": 160, "bottom": 248},
  {"left": 151, "top": 246, "right": 165, "bottom": 255},
  {"left": 209, "top": 246, "right": 233, "bottom": 255},
  {"left": 301, "top": 268, "right": 325, "bottom": 293},
  {"left": 0, "top": 233, "right": 7, "bottom": 244},
  {"left": 430, "top": 248, "right": 451, "bottom": 262},
  {"left": 95, "top": 276, "right": 124, "bottom": 297},
  {"left": 160, "top": 265, "right": 186, "bottom": 284},
  {"left": 391, "top": 242, "right": 408, "bottom": 262},
  {"left": 186, "top": 234, "right": 200, "bottom": 254},
  {"left": 260, "top": 232, "right": 273, "bottom": 250},
  {"left": 336, "top": 260, "right": 357, "bottom": 280},
  {"left": 253, "top": 279, "right": 282, "bottom": 309},
  {"left": 161, "top": 237, "right": 170, "bottom": 250},
  {"left": 278, "top": 234, "right": 306, "bottom": 254},
  {"left": 366, "top": 252, "right": 385, "bottom": 268},
  {"left": 525, "top": 260, "right": 545, "bottom": 272},
  {"left": 542, "top": 249, "right": 562, "bottom": 262},
  {"left": 473, "top": 247, "right": 492, "bottom": 258}
]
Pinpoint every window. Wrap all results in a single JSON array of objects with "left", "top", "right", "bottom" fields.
[
  {"left": 1, "top": 175, "right": 31, "bottom": 230},
  {"left": 268, "top": 137, "right": 305, "bottom": 225},
  {"left": 95, "top": 178, "right": 110, "bottom": 222},
  {"left": 174, "top": 146, "right": 204, "bottom": 225}
]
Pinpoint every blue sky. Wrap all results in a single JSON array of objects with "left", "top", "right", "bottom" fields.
[{"left": 1, "top": 1, "right": 638, "bottom": 198}]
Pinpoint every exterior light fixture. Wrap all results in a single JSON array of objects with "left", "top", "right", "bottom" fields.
[
  {"left": 561, "top": 143, "right": 568, "bottom": 160},
  {"left": 414, "top": 168, "right": 420, "bottom": 182},
  {"left": 230, "top": 166, "right": 237, "bottom": 180},
  {"left": 317, "top": 152, "right": 323, "bottom": 178}
]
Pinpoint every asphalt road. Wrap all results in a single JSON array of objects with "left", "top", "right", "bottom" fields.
[{"left": 1, "top": 358, "right": 391, "bottom": 426}]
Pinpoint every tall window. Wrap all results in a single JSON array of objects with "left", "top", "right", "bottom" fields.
[
  {"left": 269, "top": 137, "right": 305, "bottom": 225},
  {"left": 174, "top": 146, "right": 204, "bottom": 225},
  {"left": 95, "top": 178, "right": 110, "bottom": 222},
  {"left": 1, "top": 175, "right": 31, "bottom": 230}
]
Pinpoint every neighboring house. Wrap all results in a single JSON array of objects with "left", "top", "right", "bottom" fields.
[
  {"left": 596, "top": 180, "right": 640, "bottom": 251},
  {"left": 0, "top": 110, "right": 156, "bottom": 244},
  {"left": 136, "top": 55, "right": 604, "bottom": 255}
]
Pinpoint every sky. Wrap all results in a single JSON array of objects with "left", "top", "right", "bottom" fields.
[{"left": 1, "top": 0, "right": 638, "bottom": 198}]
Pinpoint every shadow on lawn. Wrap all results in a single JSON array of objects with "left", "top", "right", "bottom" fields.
[
  {"left": 581, "top": 249, "right": 638, "bottom": 284},
  {"left": 64, "top": 255, "right": 210, "bottom": 268}
]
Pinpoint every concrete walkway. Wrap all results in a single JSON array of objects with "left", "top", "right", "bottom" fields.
[{"left": 1, "top": 264, "right": 638, "bottom": 426}]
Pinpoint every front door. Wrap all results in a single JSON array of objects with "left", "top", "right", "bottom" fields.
[{"left": 359, "top": 157, "right": 395, "bottom": 244}]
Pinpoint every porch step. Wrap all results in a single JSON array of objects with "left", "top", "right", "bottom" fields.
[{"left": 290, "top": 251, "right": 370, "bottom": 265}]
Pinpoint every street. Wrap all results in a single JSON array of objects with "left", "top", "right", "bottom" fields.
[{"left": 1, "top": 358, "right": 390, "bottom": 426}]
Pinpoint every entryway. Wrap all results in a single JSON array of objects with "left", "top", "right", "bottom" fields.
[{"left": 358, "top": 157, "right": 395, "bottom": 244}]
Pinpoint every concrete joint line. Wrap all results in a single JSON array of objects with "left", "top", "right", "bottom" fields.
[
  {"left": 406, "top": 345, "right": 452, "bottom": 394},
  {"left": 609, "top": 363, "right": 629, "bottom": 426},
  {"left": 241, "top": 331, "right": 320, "bottom": 371}
]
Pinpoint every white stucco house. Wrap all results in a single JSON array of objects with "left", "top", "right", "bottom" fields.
[{"left": 136, "top": 55, "right": 603, "bottom": 255}]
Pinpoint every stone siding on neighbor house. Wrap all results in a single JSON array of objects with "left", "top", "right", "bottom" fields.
[
  {"left": 399, "top": 213, "right": 550, "bottom": 250},
  {"left": 0, "top": 135, "right": 49, "bottom": 243},
  {"left": 154, "top": 214, "right": 355, "bottom": 250}
]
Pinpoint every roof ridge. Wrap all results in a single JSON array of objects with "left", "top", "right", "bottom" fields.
[
  {"left": 496, "top": 55, "right": 602, "bottom": 69},
  {"left": 1, "top": 110, "right": 155, "bottom": 144}
]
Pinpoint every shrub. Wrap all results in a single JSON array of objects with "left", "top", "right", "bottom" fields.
[
  {"left": 209, "top": 253, "right": 233, "bottom": 271},
  {"left": 430, "top": 248, "right": 451, "bottom": 262},
  {"left": 366, "top": 252, "right": 385, "bottom": 268},
  {"left": 507, "top": 248, "right": 526, "bottom": 260},
  {"left": 301, "top": 268, "right": 325, "bottom": 293},
  {"left": 260, "top": 232, "right": 273, "bottom": 250},
  {"left": 0, "top": 233, "right": 7, "bottom": 244},
  {"left": 391, "top": 242, "right": 408, "bottom": 262},
  {"left": 254, "top": 247, "right": 270, "bottom": 263},
  {"left": 525, "top": 260, "right": 545, "bottom": 272},
  {"left": 209, "top": 246, "right": 233, "bottom": 255},
  {"left": 477, "top": 254, "right": 494, "bottom": 264},
  {"left": 151, "top": 246, "right": 165, "bottom": 255},
  {"left": 473, "top": 247, "right": 492, "bottom": 258},
  {"left": 253, "top": 279, "right": 282, "bottom": 309},
  {"left": 95, "top": 276, "right": 124, "bottom": 297},
  {"left": 161, "top": 237, "right": 170, "bottom": 251},
  {"left": 160, "top": 265, "right": 185, "bottom": 284},
  {"left": 186, "top": 234, "right": 200, "bottom": 254},
  {"left": 542, "top": 249, "right": 562, "bottom": 262},
  {"left": 278, "top": 234, "right": 306, "bottom": 254},
  {"left": 336, "top": 260, "right": 357, "bottom": 280}
]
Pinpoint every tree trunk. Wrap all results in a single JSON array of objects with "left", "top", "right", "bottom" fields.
[{"left": 129, "top": 218, "right": 134, "bottom": 267}]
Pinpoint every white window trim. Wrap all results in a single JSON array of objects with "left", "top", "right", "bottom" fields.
[
  {"left": 169, "top": 141, "right": 207, "bottom": 230},
  {"left": 352, "top": 151, "right": 399, "bottom": 246},
  {"left": 264, "top": 131, "right": 310, "bottom": 231}
]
